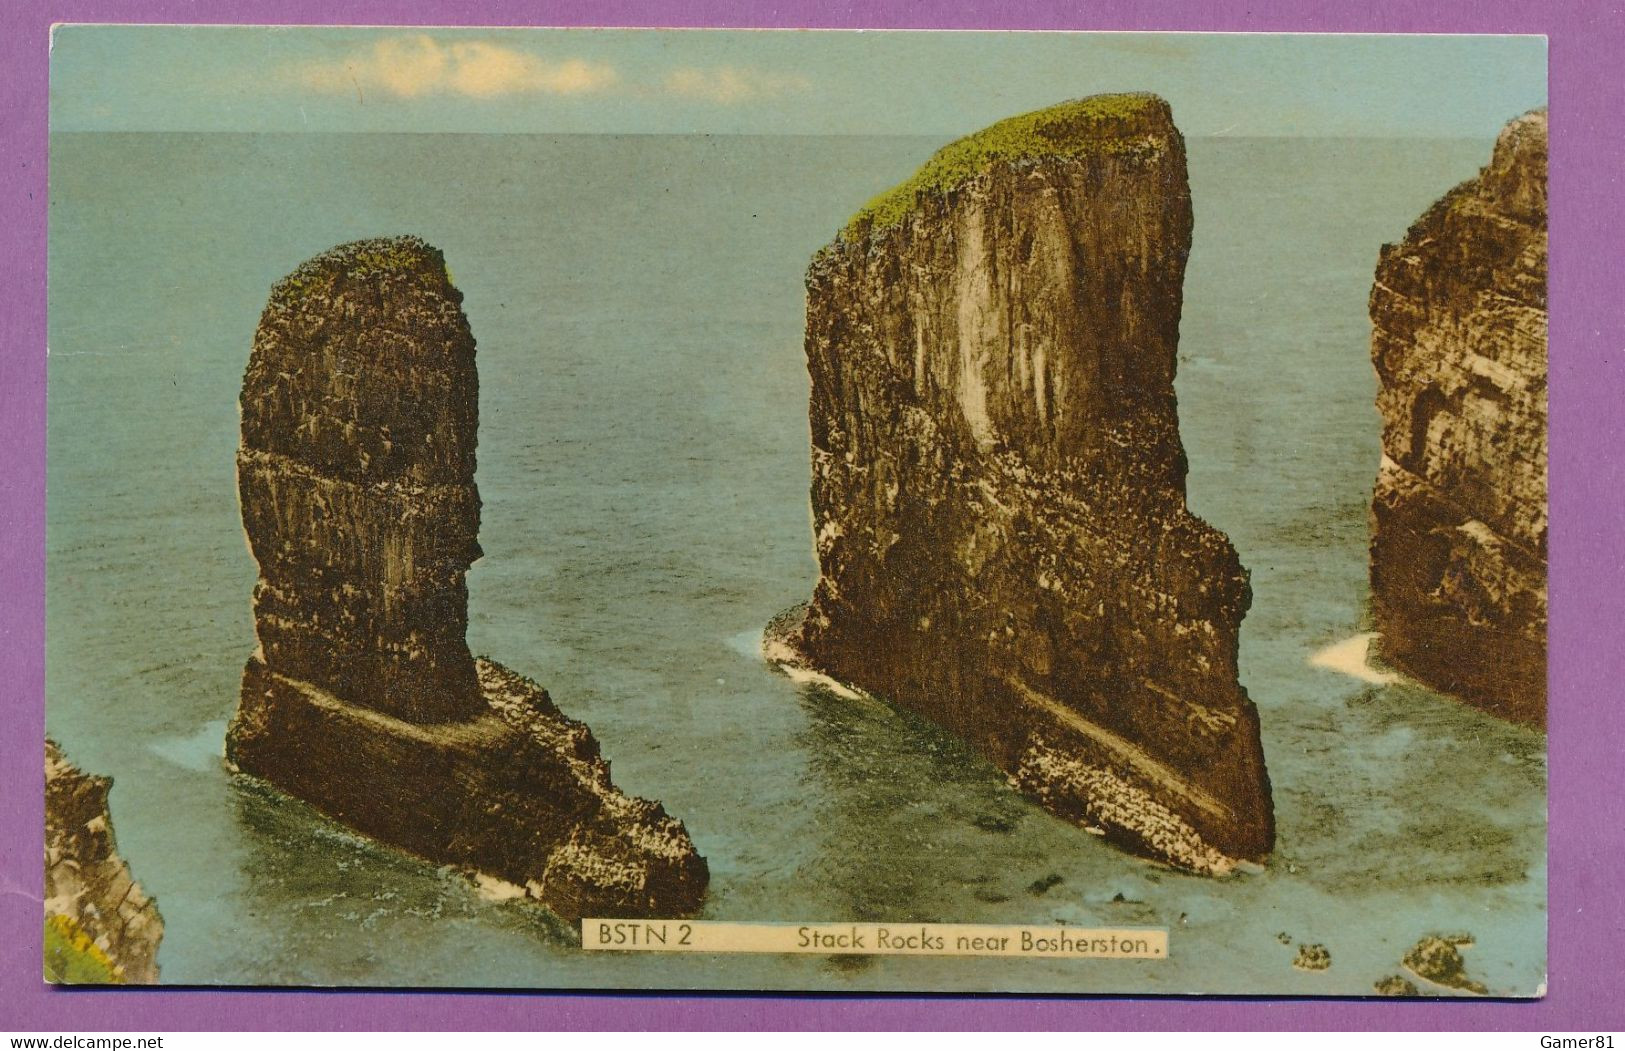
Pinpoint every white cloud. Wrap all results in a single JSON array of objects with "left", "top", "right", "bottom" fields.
[
  {"left": 291, "top": 34, "right": 619, "bottom": 99},
  {"left": 663, "top": 65, "right": 812, "bottom": 104},
  {"left": 284, "top": 37, "right": 814, "bottom": 107}
]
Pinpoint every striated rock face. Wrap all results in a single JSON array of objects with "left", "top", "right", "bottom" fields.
[
  {"left": 237, "top": 237, "right": 484, "bottom": 724},
  {"left": 1369, "top": 110, "right": 1547, "bottom": 727},
  {"left": 227, "top": 237, "right": 707, "bottom": 921},
  {"left": 45, "top": 740, "right": 163, "bottom": 984},
  {"left": 770, "top": 95, "right": 1273, "bottom": 873}
]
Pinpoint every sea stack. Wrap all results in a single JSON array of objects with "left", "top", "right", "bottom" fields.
[
  {"left": 226, "top": 237, "right": 708, "bottom": 920},
  {"left": 1368, "top": 110, "right": 1548, "bottom": 727},
  {"left": 768, "top": 95, "right": 1274, "bottom": 874},
  {"left": 45, "top": 740, "right": 163, "bottom": 984}
]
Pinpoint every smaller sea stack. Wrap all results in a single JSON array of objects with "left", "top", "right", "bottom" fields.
[
  {"left": 227, "top": 237, "right": 708, "bottom": 921},
  {"left": 1369, "top": 110, "right": 1548, "bottom": 727}
]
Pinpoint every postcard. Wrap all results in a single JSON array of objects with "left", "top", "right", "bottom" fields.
[{"left": 43, "top": 25, "right": 1548, "bottom": 996}]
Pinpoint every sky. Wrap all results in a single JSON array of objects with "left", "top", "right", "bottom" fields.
[{"left": 49, "top": 26, "right": 1547, "bottom": 138}]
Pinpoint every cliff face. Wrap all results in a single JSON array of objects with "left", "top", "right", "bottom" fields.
[
  {"left": 44, "top": 740, "right": 163, "bottom": 984},
  {"left": 773, "top": 95, "right": 1274, "bottom": 873},
  {"left": 1369, "top": 110, "right": 1548, "bottom": 727},
  {"left": 227, "top": 237, "right": 708, "bottom": 920}
]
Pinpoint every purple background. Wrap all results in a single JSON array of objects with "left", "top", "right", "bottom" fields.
[{"left": 4, "top": 0, "right": 1619, "bottom": 1032}]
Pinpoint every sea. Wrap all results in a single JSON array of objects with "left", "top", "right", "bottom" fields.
[{"left": 45, "top": 132, "right": 1547, "bottom": 994}]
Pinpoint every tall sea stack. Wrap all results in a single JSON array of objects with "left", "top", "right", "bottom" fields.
[
  {"left": 226, "top": 237, "right": 707, "bottom": 920},
  {"left": 1368, "top": 110, "right": 1548, "bottom": 728},
  {"left": 44, "top": 740, "right": 163, "bottom": 984},
  {"left": 769, "top": 95, "right": 1274, "bottom": 874}
]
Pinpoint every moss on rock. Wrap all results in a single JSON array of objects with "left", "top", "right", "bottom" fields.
[
  {"left": 43, "top": 913, "right": 123, "bottom": 985},
  {"left": 843, "top": 92, "right": 1171, "bottom": 239}
]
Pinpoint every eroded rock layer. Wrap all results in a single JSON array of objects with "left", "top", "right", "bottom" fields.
[
  {"left": 45, "top": 740, "right": 163, "bottom": 984},
  {"left": 772, "top": 95, "right": 1274, "bottom": 873},
  {"left": 227, "top": 237, "right": 707, "bottom": 920},
  {"left": 1369, "top": 109, "right": 1548, "bottom": 727}
]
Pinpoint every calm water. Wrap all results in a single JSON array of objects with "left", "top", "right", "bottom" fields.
[{"left": 46, "top": 132, "right": 1546, "bottom": 994}]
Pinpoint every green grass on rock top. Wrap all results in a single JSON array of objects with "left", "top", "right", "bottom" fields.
[{"left": 841, "top": 92, "right": 1171, "bottom": 241}]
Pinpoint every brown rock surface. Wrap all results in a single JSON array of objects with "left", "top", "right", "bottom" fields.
[
  {"left": 1401, "top": 934, "right": 1488, "bottom": 995},
  {"left": 770, "top": 95, "right": 1273, "bottom": 874},
  {"left": 44, "top": 739, "right": 163, "bottom": 983},
  {"left": 1374, "top": 974, "right": 1420, "bottom": 997},
  {"left": 1369, "top": 109, "right": 1548, "bottom": 727},
  {"left": 227, "top": 237, "right": 707, "bottom": 921}
]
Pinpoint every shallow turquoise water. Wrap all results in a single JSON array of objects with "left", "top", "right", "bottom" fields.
[{"left": 45, "top": 132, "right": 1545, "bottom": 994}]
